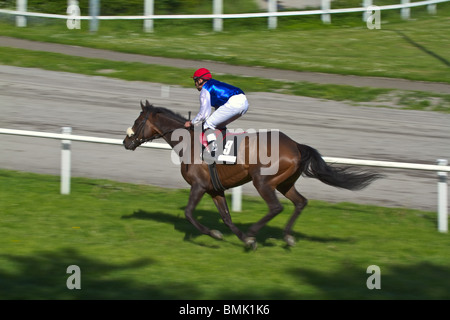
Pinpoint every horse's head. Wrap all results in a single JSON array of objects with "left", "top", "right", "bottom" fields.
[{"left": 123, "top": 101, "right": 160, "bottom": 151}]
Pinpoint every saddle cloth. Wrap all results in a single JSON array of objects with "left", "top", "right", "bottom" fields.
[{"left": 199, "top": 129, "right": 246, "bottom": 164}]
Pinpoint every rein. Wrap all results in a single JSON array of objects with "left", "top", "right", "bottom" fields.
[{"left": 148, "top": 127, "right": 181, "bottom": 142}]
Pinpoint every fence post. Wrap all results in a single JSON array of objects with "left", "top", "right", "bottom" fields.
[
  {"left": 89, "top": 0, "right": 99, "bottom": 32},
  {"left": 144, "top": 0, "right": 154, "bottom": 33},
  {"left": 437, "top": 159, "right": 448, "bottom": 233},
  {"left": 321, "top": 0, "right": 331, "bottom": 24},
  {"left": 268, "top": 0, "right": 277, "bottom": 29},
  {"left": 161, "top": 85, "right": 170, "bottom": 98},
  {"left": 61, "top": 127, "right": 72, "bottom": 195},
  {"left": 427, "top": 3, "right": 437, "bottom": 14},
  {"left": 401, "top": 0, "right": 410, "bottom": 20},
  {"left": 16, "top": 0, "right": 27, "bottom": 27},
  {"left": 232, "top": 186, "right": 242, "bottom": 212},
  {"left": 362, "top": 0, "right": 373, "bottom": 22},
  {"left": 213, "top": 0, "right": 223, "bottom": 32}
]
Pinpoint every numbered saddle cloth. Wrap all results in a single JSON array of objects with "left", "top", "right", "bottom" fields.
[{"left": 200, "top": 129, "right": 246, "bottom": 164}]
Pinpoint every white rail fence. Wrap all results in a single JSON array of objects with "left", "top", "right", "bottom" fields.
[
  {"left": 0, "top": 0, "right": 448, "bottom": 32},
  {"left": 0, "top": 127, "right": 448, "bottom": 233}
]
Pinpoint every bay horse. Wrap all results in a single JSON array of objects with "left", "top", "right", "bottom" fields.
[{"left": 123, "top": 101, "right": 381, "bottom": 249}]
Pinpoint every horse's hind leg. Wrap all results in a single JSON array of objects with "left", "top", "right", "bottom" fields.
[
  {"left": 211, "top": 192, "right": 246, "bottom": 242},
  {"left": 277, "top": 183, "right": 308, "bottom": 246}
]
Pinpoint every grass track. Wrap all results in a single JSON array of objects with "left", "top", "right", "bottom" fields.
[{"left": 1, "top": 169, "right": 449, "bottom": 299}]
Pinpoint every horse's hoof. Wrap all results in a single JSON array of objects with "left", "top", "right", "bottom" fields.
[
  {"left": 244, "top": 237, "right": 257, "bottom": 250},
  {"left": 210, "top": 230, "right": 223, "bottom": 240},
  {"left": 284, "top": 235, "right": 296, "bottom": 247}
]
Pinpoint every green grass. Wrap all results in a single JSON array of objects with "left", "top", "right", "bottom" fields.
[
  {"left": 0, "top": 2, "right": 449, "bottom": 83},
  {"left": 0, "top": 169, "right": 449, "bottom": 299}
]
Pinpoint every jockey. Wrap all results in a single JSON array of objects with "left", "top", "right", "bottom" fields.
[{"left": 184, "top": 68, "right": 249, "bottom": 163}]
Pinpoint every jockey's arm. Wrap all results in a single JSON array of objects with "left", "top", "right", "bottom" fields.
[{"left": 191, "top": 89, "right": 212, "bottom": 125}]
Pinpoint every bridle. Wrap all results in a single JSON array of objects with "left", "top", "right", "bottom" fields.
[{"left": 129, "top": 109, "right": 188, "bottom": 146}]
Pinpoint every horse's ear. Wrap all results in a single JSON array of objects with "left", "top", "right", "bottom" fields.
[
  {"left": 145, "top": 100, "right": 152, "bottom": 108},
  {"left": 140, "top": 100, "right": 145, "bottom": 111}
]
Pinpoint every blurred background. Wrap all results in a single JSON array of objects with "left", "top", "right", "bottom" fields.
[{"left": 0, "top": 0, "right": 449, "bottom": 300}]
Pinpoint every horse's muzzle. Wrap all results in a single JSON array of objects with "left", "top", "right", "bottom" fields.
[
  {"left": 123, "top": 127, "right": 137, "bottom": 150},
  {"left": 123, "top": 137, "right": 137, "bottom": 151}
]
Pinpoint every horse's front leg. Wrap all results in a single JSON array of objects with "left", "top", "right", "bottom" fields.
[
  {"left": 211, "top": 192, "right": 246, "bottom": 243},
  {"left": 185, "top": 184, "right": 222, "bottom": 240}
]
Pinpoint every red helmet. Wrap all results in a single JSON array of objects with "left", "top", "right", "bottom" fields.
[{"left": 192, "top": 68, "right": 212, "bottom": 81}]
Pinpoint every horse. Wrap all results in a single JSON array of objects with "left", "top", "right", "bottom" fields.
[{"left": 123, "top": 101, "right": 381, "bottom": 249}]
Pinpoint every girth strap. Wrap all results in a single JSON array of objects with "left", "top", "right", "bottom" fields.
[{"left": 208, "top": 163, "right": 226, "bottom": 192}]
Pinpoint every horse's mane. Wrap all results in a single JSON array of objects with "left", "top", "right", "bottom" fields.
[{"left": 141, "top": 100, "right": 187, "bottom": 123}]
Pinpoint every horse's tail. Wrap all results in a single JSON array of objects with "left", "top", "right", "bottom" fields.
[{"left": 298, "top": 144, "right": 382, "bottom": 191}]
